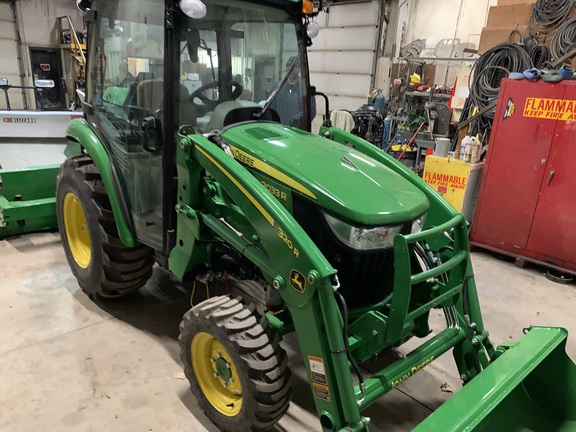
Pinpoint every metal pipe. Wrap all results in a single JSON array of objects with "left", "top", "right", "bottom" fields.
[
  {"left": 410, "top": 250, "right": 467, "bottom": 285},
  {"left": 369, "top": 0, "right": 387, "bottom": 90}
]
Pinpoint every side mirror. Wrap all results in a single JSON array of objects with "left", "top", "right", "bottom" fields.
[
  {"left": 0, "top": 77, "right": 8, "bottom": 86},
  {"left": 141, "top": 115, "right": 163, "bottom": 154},
  {"left": 185, "top": 30, "right": 201, "bottom": 63}
]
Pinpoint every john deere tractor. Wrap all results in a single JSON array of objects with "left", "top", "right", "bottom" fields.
[{"left": 56, "top": 0, "right": 576, "bottom": 430}]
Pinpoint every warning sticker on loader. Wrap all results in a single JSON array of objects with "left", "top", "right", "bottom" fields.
[
  {"left": 313, "top": 383, "right": 331, "bottom": 402},
  {"left": 523, "top": 98, "right": 576, "bottom": 121},
  {"left": 308, "top": 356, "right": 327, "bottom": 385}
]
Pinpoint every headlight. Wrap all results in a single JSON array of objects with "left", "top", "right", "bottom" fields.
[
  {"left": 411, "top": 213, "right": 426, "bottom": 234},
  {"left": 324, "top": 213, "right": 402, "bottom": 250}
]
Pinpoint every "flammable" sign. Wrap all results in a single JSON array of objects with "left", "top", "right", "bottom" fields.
[{"left": 523, "top": 98, "right": 576, "bottom": 121}]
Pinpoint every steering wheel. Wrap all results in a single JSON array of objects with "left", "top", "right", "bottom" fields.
[{"left": 189, "top": 80, "right": 243, "bottom": 112}]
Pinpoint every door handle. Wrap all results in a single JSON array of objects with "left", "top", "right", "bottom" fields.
[{"left": 546, "top": 169, "right": 555, "bottom": 186}]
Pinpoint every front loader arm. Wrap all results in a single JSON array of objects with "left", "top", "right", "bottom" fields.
[{"left": 171, "top": 129, "right": 368, "bottom": 431}]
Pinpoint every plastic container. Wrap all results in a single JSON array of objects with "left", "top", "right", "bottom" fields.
[{"left": 461, "top": 136, "right": 481, "bottom": 163}]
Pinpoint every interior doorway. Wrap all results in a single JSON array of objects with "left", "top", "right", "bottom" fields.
[{"left": 29, "top": 48, "right": 65, "bottom": 110}]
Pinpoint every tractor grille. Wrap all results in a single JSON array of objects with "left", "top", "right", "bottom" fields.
[{"left": 292, "top": 195, "right": 396, "bottom": 309}]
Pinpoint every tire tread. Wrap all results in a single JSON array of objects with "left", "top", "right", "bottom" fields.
[
  {"left": 57, "top": 156, "right": 153, "bottom": 298},
  {"left": 179, "top": 295, "right": 291, "bottom": 431}
]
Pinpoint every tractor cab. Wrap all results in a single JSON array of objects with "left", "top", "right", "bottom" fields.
[{"left": 83, "top": 0, "right": 314, "bottom": 249}]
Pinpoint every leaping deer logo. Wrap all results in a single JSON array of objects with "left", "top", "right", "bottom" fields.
[{"left": 289, "top": 270, "right": 306, "bottom": 293}]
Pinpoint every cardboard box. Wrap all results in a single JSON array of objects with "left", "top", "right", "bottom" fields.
[
  {"left": 497, "top": 0, "right": 535, "bottom": 6},
  {"left": 478, "top": 26, "right": 529, "bottom": 54},
  {"left": 486, "top": 5, "right": 534, "bottom": 29}
]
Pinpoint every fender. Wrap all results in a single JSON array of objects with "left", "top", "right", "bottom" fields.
[{"left": 65, "top": 118, "right": 136, "bottom": 247}]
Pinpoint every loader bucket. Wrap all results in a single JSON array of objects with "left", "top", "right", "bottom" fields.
[{"left": 414, "top": 326, "right": 576, "bottom": 432}]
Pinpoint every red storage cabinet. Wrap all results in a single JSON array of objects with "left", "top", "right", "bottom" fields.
[{"left": 470, "top": 79, "right": 576, "bottom": 274}]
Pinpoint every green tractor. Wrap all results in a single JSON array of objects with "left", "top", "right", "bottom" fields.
[{"left": 55, "top": 0, "right": 576, "bottom": 430}]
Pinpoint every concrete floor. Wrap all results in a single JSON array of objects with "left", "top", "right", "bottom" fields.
[
  {"left": 0, "top": 230, "right": 575, "bottom": 432},
  {"left": 0, "top": 142, "right": 67, "bottom": 169},
  {"left": 1, "top": 143, "right": 575, "bottom": 430}
]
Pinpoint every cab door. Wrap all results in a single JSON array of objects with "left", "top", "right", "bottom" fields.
[{"left": 85, "top": 0, "right": 166, "bottom": 248}]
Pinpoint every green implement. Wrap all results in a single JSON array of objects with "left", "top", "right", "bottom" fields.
[
  {"left": 0, "top": 165, "right": 59, "bottom": 238},
  {"left": 416, "top": 326, "right": 576, "bottom": 432}
]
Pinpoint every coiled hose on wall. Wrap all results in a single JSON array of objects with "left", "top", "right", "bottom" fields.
[
  {"left": 468, "top": 43, "right": 533, "bottom": 131},
  {"left": 551, "top": 16, "right": 576, "bottom": 64},
  {"left": 530, "top": 0, "right": 575, "bottom": 39},
  {"left": 529, "top": 44, "right": 552, "bottom": 68}
]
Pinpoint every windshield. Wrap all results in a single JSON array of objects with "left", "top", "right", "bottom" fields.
[{"left": 175, "top": 0, "right": 311, "bottom": 132}]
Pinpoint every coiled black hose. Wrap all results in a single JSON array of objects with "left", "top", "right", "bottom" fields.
[
  {"left": 468, "top": 43, "right": 533, "bottom": 131},
  {"left": 531, "top": 0, "right": 575, "bottom": 37},
  {"left": 529, "top": 44, "right": 552, "bottom": 68},
  {"left": 551, "top": 16, "right": 576, "bottom": 65}
]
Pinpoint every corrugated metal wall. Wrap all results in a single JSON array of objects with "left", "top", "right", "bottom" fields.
[
  {"left": 309, "top": 0, "right": 381, "bottom": 117},
  {"left": 0, "top": 1, "right": 24, "bottom": 110}
]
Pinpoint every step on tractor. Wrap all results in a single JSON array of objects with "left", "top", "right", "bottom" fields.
[{"left": 47, "top": 0, "right": 576, "bottom": 430}]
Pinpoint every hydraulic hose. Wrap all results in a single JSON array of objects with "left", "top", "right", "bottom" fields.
[
  {"left": 530, "top": 0, "right": 575, "bottom": 38},
  {"left": 334, "top": 291, "right": 365, "bottom": 398},
  {"left": 551, "top": 16, "right": 576, "bottom": 65},
  {"left": 468, "top": 43, "right": 532, "bottom": 131},
  {"left": 529, "top": 44, "right": 552, "bottom": 68}
]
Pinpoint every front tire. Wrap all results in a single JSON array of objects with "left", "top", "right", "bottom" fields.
[
  {"left": 56, "top": 156, "right": 153, "bottom": 298},
  {"left": 179, "top": 296, "right": 292, "bottom": 431}
]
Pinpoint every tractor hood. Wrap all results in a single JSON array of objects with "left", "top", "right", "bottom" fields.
[{"left": 221, "top": 123, "right": 429, "bottom": 226}]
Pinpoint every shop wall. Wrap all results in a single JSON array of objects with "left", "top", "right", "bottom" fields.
[
  {"left": 376, "top": 0, "right": 499, "bottom": 98},
  {"left": 15, "top": 0, "right": 83, "bottom": 108}
]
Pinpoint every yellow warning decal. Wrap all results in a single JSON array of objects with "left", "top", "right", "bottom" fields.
[
  {"left": 229, "top": 145, "right": 317, "bottom": 200},
  {"left": 523, "top": 98, "right": 576, "bottom": 121},
  {"left": 313, "top": 382, "right": 331, "bottom": 402}
]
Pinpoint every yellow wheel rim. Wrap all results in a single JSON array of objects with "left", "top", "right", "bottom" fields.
[
  {"left": 191, "top": 332, "right": 243, "bottom": 416},
  {"left": 63, "top": 192, "right": 92, "bottom": 269}
]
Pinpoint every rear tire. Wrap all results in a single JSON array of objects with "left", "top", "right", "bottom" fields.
[
  {"left": 179, "top": 296, "right": 292, "bottom": 431},
  {"left": 56, "top": 156, "right": 153, "bottom": 298}
]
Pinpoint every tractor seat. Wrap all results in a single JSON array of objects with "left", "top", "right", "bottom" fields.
[
  {"left": 136, "top": 79, "right": 197, "bottom": 125},
  {"left": 203, "top": 100, "right": 261, "bottom": 132}
]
